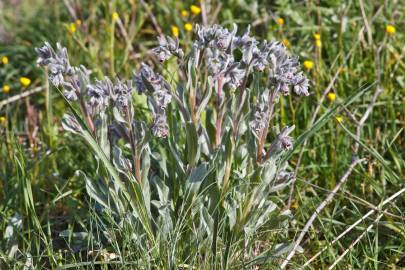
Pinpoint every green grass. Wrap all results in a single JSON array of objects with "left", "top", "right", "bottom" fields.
[{"left": 1, "top": 0, "right": 404, "bottom": 269}]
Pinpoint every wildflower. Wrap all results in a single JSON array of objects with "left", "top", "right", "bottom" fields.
[
  {"left": 153, "top": 35, "right": 184, "bottom": 62},
  {"left": 76, "top": 19, "right": 82, "bottom": 26},
  {"left": 277, "top": 18, "right": 284, "bottom": 26},
  {"left": 151, "top": 113, "right": 169, "bottom": 138},
  {"left": 67, "top": 23, "right": 76, "bottom": 34},
  {"left": 386, "top": 25, "right": 396, "bottom": 35},
  {"left": 266, "top": 126, "right": 295, "bottom": 156},
  {"left": 190, "top": 5, "right": 201, "bottom": 15},
  {"left": 335, "top": 115, "right": 343, "bottom": 123},
  {"left": 184, "top": 23, "right": 193, "bottom": 32},
  {"left": 20, "top": 77, "right": 31, "bottom": 87},
  {"left": 315, "top": 39, "right": 322, "bottom": 48},
  {"left": 327, "top": 92, "right": 336, "bottom": 102},
  {"left": 313, "top": 33, "right": 321, "bottom": 40},
  {"left": 35, "top": 42, "right": 74, "bottom": 87},
  {"left": 2, "top": 84, "right": 10, "bottom": 93},
  {"left": 171, "top": 25, "right": 179, "bottom": 37},
  {"left": 0, "top": 116, "right": 6, "bottom": 124},
  {"left": 181, "top": 10, "right": 188, "bottom": 17},
  {"left": 2, "top": 56, "right": 8, "bottom": 65},
  {"left": 282, "top": 39, "right": 290, "bottom": 47},
  {"left": 112, "top": 12, "right": 119, "bottom": 21},
  {"left": 303, "top": 60, "right": 314, "bottom": 70}
]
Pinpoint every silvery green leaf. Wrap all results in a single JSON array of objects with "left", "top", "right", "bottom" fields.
[{"left": 61, "top": 114, "right": 83, "bottom": 134}]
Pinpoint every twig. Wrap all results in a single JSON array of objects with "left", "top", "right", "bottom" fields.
[
  {"left": 63, "top": 0, "right": 78, "bottom": 21},
  {"left": 302, "top": 187, "right": 405, "bottom": 267},
  {"left": 280, "top": 158, "right": 366, "bottom": 269},
  {"left": 139, "top": 0, "right": 163, "bottom": 37},
  {"left": 329, "top": 213, "right": 383, "bottom": 269},
  {"left": 0, "top": 86, "right": 44, "bottom": 109},
  {"left": 353, "top": 40, "right": 385, "bottom": 153}
]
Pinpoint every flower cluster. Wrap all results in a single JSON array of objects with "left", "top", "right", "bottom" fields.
[
  {"left": 133, "top": 63, "right": 172, "bottom": 138},
  {"left": 35, "top": 42, "right": 172, "bottom": 138}
]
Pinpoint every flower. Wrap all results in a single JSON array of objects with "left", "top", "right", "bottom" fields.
[
  {"left": 2, "top": 56, "right": 8, "bottom": 65},
  {"left": 76, "top": 19, "right": 82, "bottom": 26},
  {"left": 20, "top": 77, "right": 31, "bottom": 87},
  {"left": 184, "top": 23, "right": 193, "bottom": 32},
  {"left": 171, "top": 25, "right": 179, "bottom": 37},
  {"left": 181, "top": 10, "right": 188, "bottom": 17},
  {"left": 314, "top": 33, "right": 322, "bottom": 48},
  {"left": 386, "top": 25, "right": 396, "bottom": 35},
  {"left": 2, "top": 84, "right": 10, "bottom": 93},
  {"left": 282, "top": 39, "right": 290, "bottom": 47},
  {"left": 277, "top": 18, "right": 284, "bottom": 26},
  {"left": 327, "top": 92, "right": 336, "bottom": 102},
  {"left": 153, "top": 35, "right": 184, "bottom": 62},
  {"left": 0, "top": 116, "right": 6, "bottom": 124},
  {"left": 190, "top": 5, "right": 201, "bottom": 15},
  {"left": 335, "top": 115, "right": 343, "bottom": 123},
  {"left": 303, "top": 60, "right": 314, "bottom": 70},
  {"left": 67, "top": 23, "right": 76, "bottom": 33},
  {"left": 112, "top": 12, "right": 119, "bottom": 21}
]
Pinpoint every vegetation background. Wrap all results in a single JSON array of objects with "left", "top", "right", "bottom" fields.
[{"left": 0, "top": 0, "right": 404, "bottom": 269}]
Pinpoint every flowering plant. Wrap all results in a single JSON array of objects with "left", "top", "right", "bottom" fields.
[{"left": 36, "top": 23, "right": 308, "bottom": 267}]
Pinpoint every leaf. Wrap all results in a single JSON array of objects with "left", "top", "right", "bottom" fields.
[{"left": 185, "top": 122, "right": 200, "bottom": 167}]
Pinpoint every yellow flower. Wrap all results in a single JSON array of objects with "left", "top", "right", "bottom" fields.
[
  {"left": 112, "top": 12, "right": 119, "bottom": 21},
  {"left": 303, "top": 60, "right": 314, "bottom": 70},
  {"left": 327, "top": 92, "right": 336, "bottom": 102},
  {"left": 335, "top": 115, "right": 343, "bottom": 123},
  {"left": 184, "top": 23, "right": 193, "bottom": 32},
  {"left": 313, "top": 33, "right": 321, "bottom": 40},
  {"left": 2, "top": 84, "right": 10, "bottom": 94},
  {"left": 171, "top": 25, "right": 180, "bottom": 37},
  {"left": 190, "top": 5, "right": 201, "bottom": 15},
  {"left": 181, "top": 10, "right": 188, "bottom": 17},
  {"left": 20, "top": 77, "right": 31, "bottom": 87},
  {"left": 76, "top": 19, "right": 82, "bottom": 26},
  {"left": 0, "top": 116, "right": 6, "bottom": 124},
  {"left": 2, "top": 56, "right": 8, "bottom": 65},
  {"left": 282, "top": 39, "right": 290, "bottom": 47},
  {"left": 386, "top": 25, "right": 396, "bottom": 35},
  {"left": 277, "top": 18, "right": 284, "bottom": 26},
  {"left": 315, "top": 39, "right": 322, "bottom": 48},
  {"left": 67, "top": 23, "right": 76, "bottom": 33}
]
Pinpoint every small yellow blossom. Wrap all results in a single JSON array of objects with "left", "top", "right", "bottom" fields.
[
  {"left": 20, "top": 77, "right": 31, "bottom": 87},
  {"left": 277, "top": 18, "right": 284, "bottom": 26},
  {"left": 67, "top": 23, "right": 76, "bottom": 33},
  {"left": 76, "top": 19, "right": 82, "bottom": 26},
  {"left": 327, "top": 92, "right": 336, "bottom": 102},
  {"left": 112, "top": 12, "right": 119, "bottom": 21},
  {"left": 303, "top": 60, "right": 314, "bottom": 70},
  {"left": 313, "top": 33, "right": 321, "bottom": 40},
  {"left": 282, "top": 39, "right": 290, "bottom": 47},
  {"left": 335, "top": 115, "right": 343, "bottom": 123},
  {"left": 184, "top": 23, "right": 193, "bottom": 32},
  {"left": 190, "top": 5, "right": 201, "bottom": 15},
  {"left": 171, "top": 25, "right": 180, "bottom": 37},
  {"left": 181, "top": 10, "right": 188, "bottom": 17},
  {"left": 315, "top": 39, "right": 322, "bottom": 48},
  {"left": 386, "top": 25, "right": 396, "bottom": 35},
  {"left": 2, "top": 84, "right": 10, "bottom": 94},
  {"left": 0, "top": 116, "right": 6, "bottom": 124},
  {"left": 2, "top": 56, "right": 8, "bottom": 65}
]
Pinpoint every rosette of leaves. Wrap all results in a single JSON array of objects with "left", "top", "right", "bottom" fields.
[{"left": 36, "top": 24, "right": 308, "bottom": 268}]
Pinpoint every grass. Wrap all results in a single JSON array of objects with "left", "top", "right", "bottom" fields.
[{"left": 1, "top": 0, "right": 404, "bottom": 269}]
